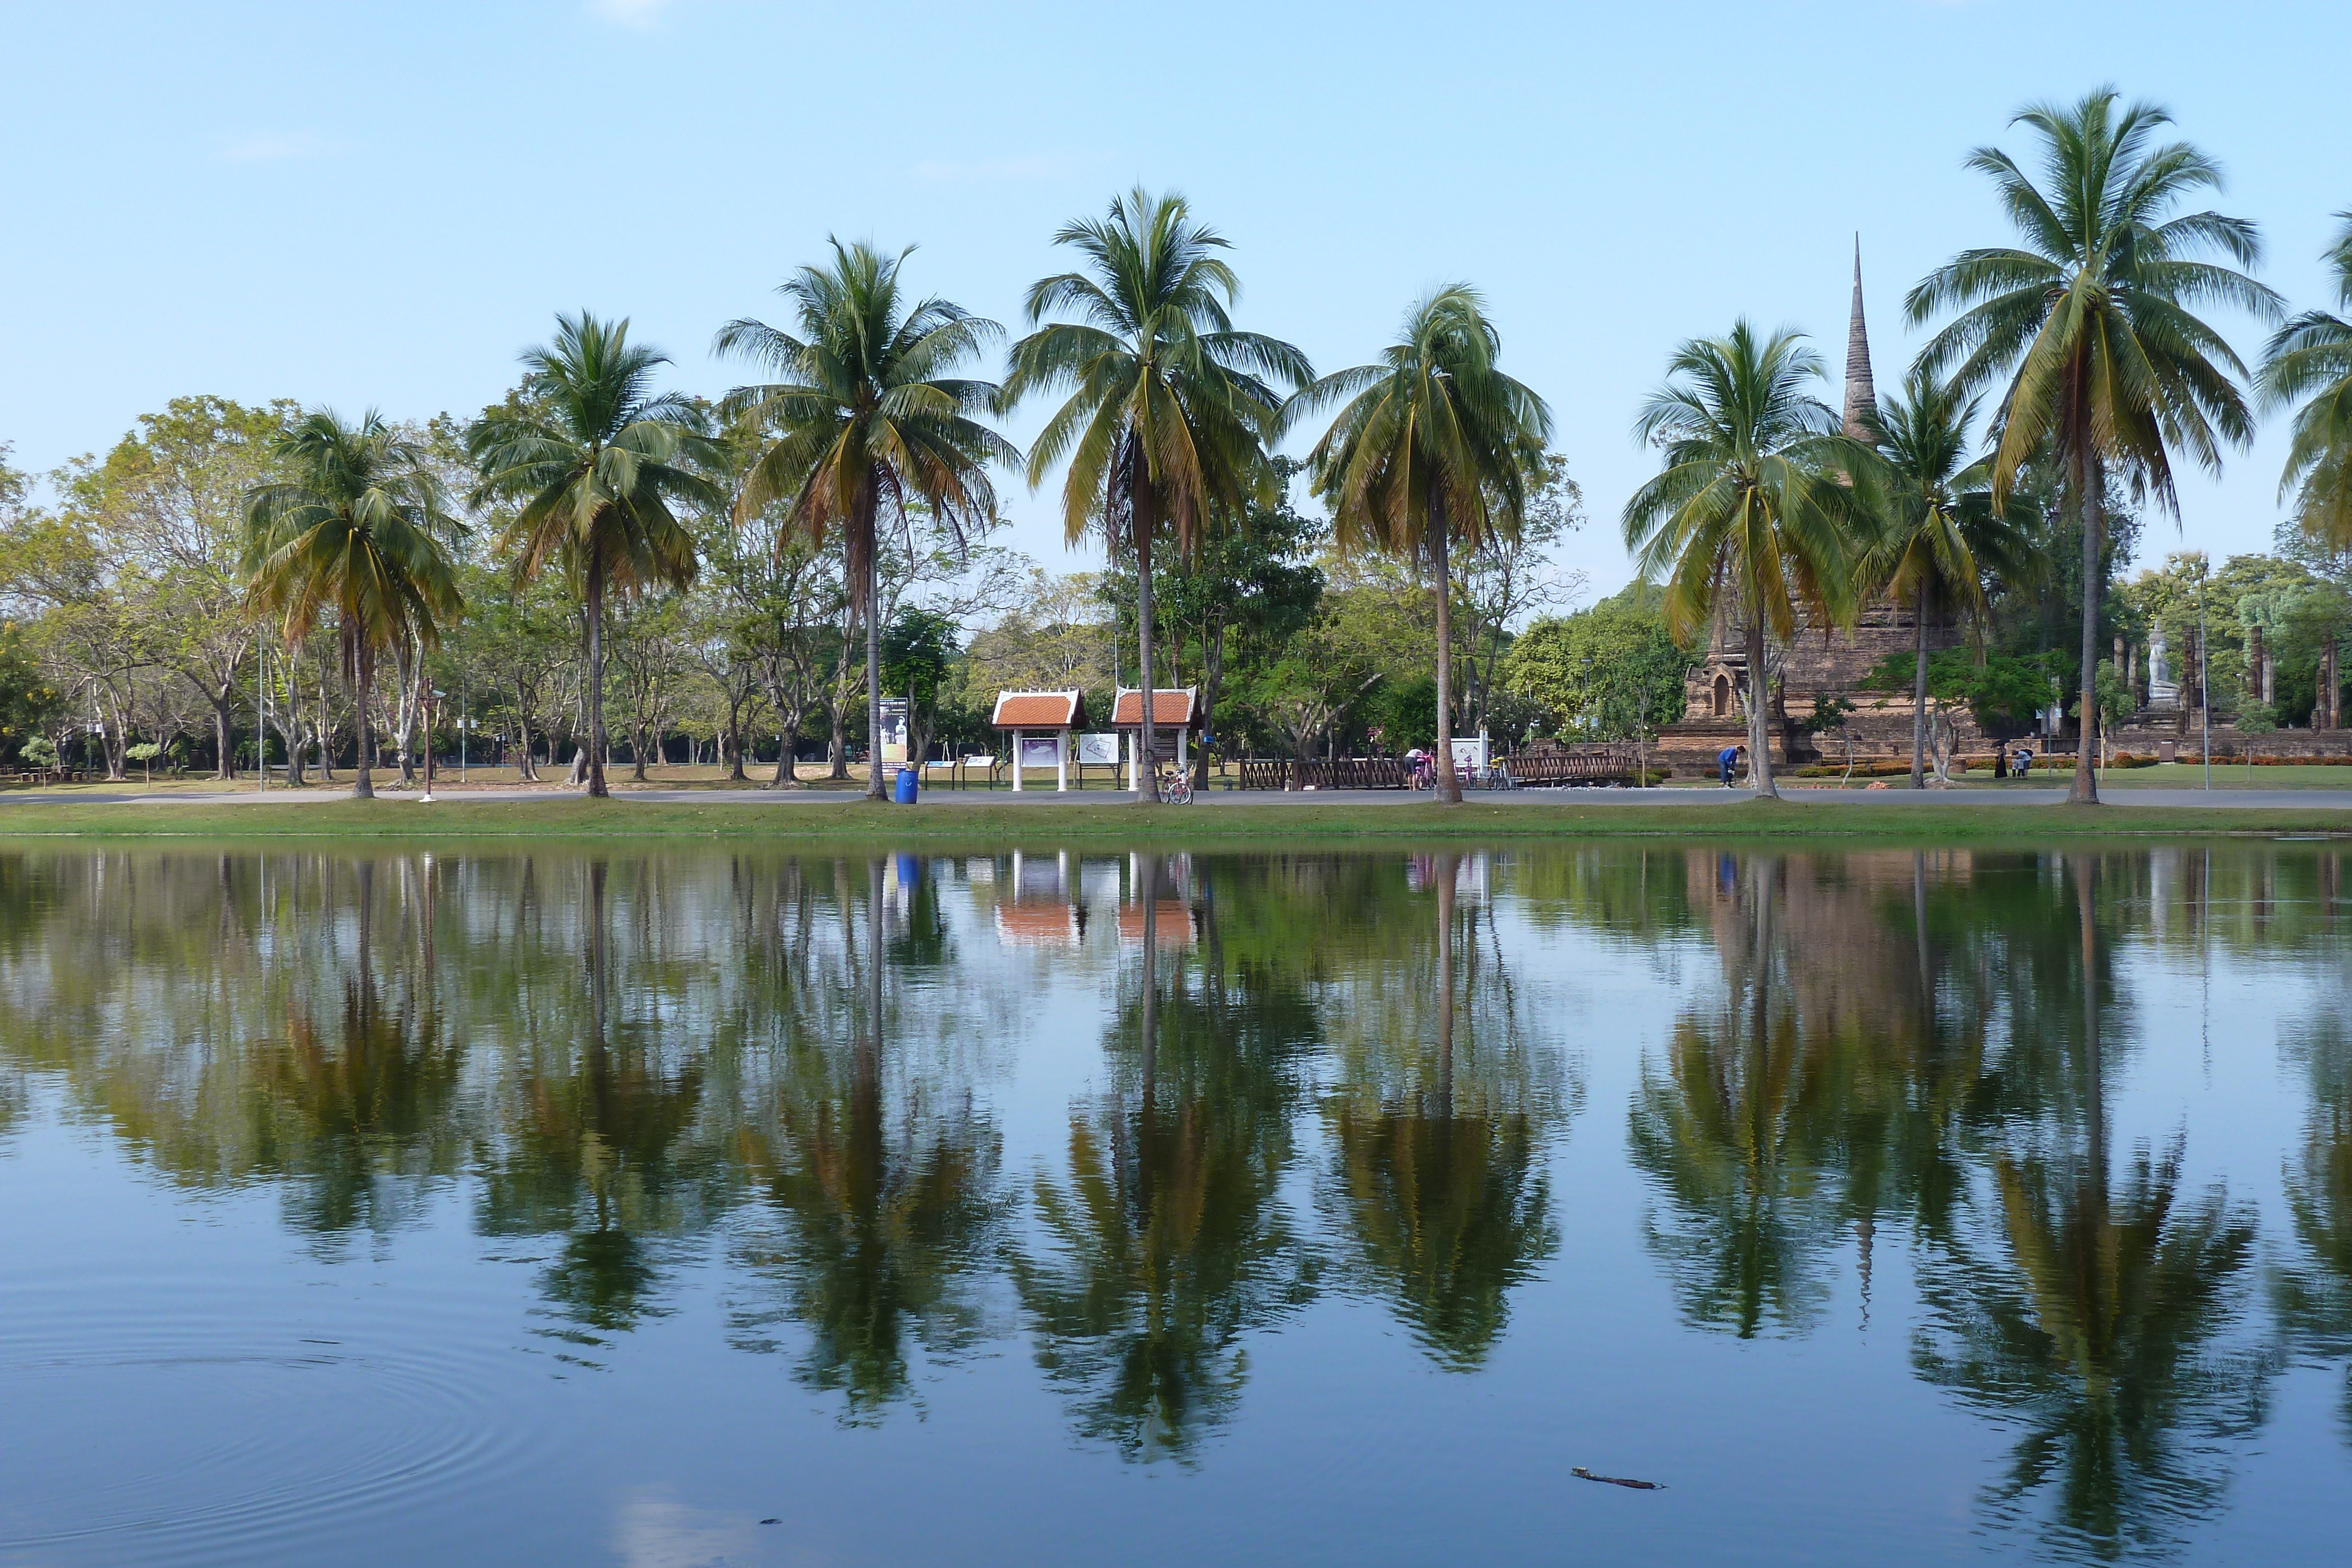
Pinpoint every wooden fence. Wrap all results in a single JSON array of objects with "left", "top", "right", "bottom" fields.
[{"left": 1235, "top": 746, "right": 1640, "bottom": 791}]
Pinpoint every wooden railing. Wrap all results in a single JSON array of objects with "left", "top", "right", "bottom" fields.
[
  {"left": 1491, "top": 745, "right": 1640, "bottom": 786},
  {"left": 1235, "top": 747, "right": 1641, "bottom": 791},
  {"left": 1237, "top": 757, "right": 1410, "bottom": 790}
]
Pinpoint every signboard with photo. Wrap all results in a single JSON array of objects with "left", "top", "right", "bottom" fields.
[{"left": 1018, "top": 735, "right": 1061, "bottom": 770}]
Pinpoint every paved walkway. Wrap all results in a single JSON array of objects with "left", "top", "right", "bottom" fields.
[{"left": 12, "top": 784, "right": 2352, "bottom": 811}]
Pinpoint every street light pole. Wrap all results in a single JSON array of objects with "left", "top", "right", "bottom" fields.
[
  {"left": 256, "top": 632, "right": 266, "bottom": 794},
  {"left": 2199, "top": 569, "right": 2212, "bottom": 791}
]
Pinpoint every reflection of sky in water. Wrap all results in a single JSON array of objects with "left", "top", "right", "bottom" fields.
[{"left": 0, "top": 845, "right": 2347, "bottom": 1566}]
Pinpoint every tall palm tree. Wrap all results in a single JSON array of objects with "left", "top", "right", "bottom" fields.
[
  {"left": 1907, "top": 88, "right": 2277, "bottom": 804},
  {"left": 243, "top": 409, "right": 463, "bottom": 799},
  {"left": 2261, "top": 212, "right": 2352, "bottom": 552},
  {"left": 715, "top": 242, "right": 1014, "bottom": 800},
  {"left": 1864, "top": 369, "right": 2039, "bottom": 787},
  {"left": 1292, "top": 288, "right": 1550, "bottom": 803},
  {"left": 467, "top": 312, "right": 719, "bottom": 798},
  {"left": 1623, "top": 322, "right": 1873, "bottom": 800},
  {"left": 1001, "top": 188, "right": 1307, "bottom": 802}
]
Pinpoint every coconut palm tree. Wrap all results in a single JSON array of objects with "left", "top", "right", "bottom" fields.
[
  {"left": 1000, "top": 188, "right": 1307, "bottom": 801},
  {"left": 243, "top": 409, "right": 463, "bottom": 799},
  {"left": 715, "top": 242, "right": 1014, "bottom": 800},
  {"left": 2261, "top": 212, "right": 2352, "bottom": 553},
  {"left": 1623, "top": 322, "right": 1873, "bottom": 800},
  {"left": 467, "top": 313, "right": 720, "bottom": 798},
  {"left": 1292, "top": 288, "right": 1550, "bottom": 803},
  {"left": 1864, "top": 369, "right": 2039, "bottom": 787},
  {"left": 1907, "top": 88, "right": 2278, "bottom": 804}
]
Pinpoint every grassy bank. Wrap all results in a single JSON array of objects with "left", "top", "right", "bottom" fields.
[{"left": 5, "top": 795, "right": 2352, "bottom": 848}]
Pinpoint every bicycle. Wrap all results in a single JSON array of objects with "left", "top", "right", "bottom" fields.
[{"left": 1155, "top": 764, "right": 1194, "bottom": 805}]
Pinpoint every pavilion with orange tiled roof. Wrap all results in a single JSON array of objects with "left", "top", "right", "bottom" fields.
[
  {"left": 990, "top": 690, "right": 1085, "bottom": 791},
  {"left": 1110, "top": 688, "right": 1201, "bottom": 791}
]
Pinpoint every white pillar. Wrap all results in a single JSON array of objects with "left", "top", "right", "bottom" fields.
[
  {"left": 1176, "top": 728, "right": 1188, "bottom": 771},
  {"left": 1011, "top": 731, "right": 1024, "bottom": 791},
  {"left": 1056, "top": 731, "right": 1068, "bottom": 792},
  {"left": 1125, "top": 732, "right": 1137, "bottom": 793}
]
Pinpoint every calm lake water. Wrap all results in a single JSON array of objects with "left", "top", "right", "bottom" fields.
[{"left": 2, "top": 842, "right": 2350, "bottom": 1565}]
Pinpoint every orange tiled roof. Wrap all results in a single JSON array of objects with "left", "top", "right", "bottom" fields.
[
  {"left": 994, "top": 902, "right": 1079, "bottom": 947},
  {"left": 1115, "top": 901, "right": 1195, "bottom": 947},
  {"left": 1110, "top": 688, "right": 1198, "bottom": 727},
  {"left": 991, "top": 690, "right": 1083, "bottom": 728}
]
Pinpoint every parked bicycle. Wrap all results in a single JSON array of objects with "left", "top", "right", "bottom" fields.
[{"left": 1156, "top": 764, "right": 1194, "bottom": 804}]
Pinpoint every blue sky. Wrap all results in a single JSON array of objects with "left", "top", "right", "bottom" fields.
[{"left": 4, "top": 1, "right": 2347, "bottom": 600}]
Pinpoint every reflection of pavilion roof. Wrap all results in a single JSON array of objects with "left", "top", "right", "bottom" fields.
[
  {"left": 1116, "top": 901, "right": 1195, "bottom": 947},
  {"left": 991, "top": 690, "right": 1084, "bottom": 729},
  {"left": 1110, "top": 688, "right": 1200, "bottom": 729},
  {"left": 994, "top": 902, "right": 1080, "bottom": 947}
]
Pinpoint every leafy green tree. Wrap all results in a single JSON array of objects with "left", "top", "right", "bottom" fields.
[
  {"left": 1293, "top": 286, "right": 1549, "bottom": 801},
  {"left": 1501, "top": 581, "right": 1689, "bottom": 741},
  {"left": 1863, "top": 369, "right": 2039, "bottom": 786},
  {"left": 716, "top": 241, "right": 1013, "bottom": 800},
  {"left": 0, "top": 621, "right": 60, "bottom": 765},
  {"left": 1860, "top": 648, "right": 2059, "bottom": 742},
  {"left": 1623, "top": 322, "right": 1873, "bottom": 798},
  {"left": 881, "top": 606, "right": 957, "bottom": 767},
  {"left": 1002, "top": 189, "right": 1307, "bottom": 801},
  {"left": 1907, "top": 88, "right": 2278, "bottom": 803},
  {"left": 468, "top": 312, "right": 720, "bottom": 798},
  {"left": 243, "top": 410, "right": 463, "bottom": 798}
]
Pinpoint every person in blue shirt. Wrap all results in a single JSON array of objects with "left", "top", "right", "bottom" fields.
[{"left": 1718, "top": 745, "right": 1741, "bottom": 787}]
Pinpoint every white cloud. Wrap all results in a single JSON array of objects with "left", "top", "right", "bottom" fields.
[
  {"left": 218, "top": 132, "right": 338, "bottom": 163},
  {"left": 590, "top": 0, "right": 681, "bottom": 26},
  {"left": 613, "top": 1493, "right": 761, "bottom": 1568}
]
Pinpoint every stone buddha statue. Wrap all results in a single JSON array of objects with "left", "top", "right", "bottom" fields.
[{"left": 2147, "top": 620, "right": 2182, "bottom": 710}]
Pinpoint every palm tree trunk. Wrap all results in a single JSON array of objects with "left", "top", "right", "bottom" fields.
[
  {"left": 350, "top": 634, "right": 375, "bottom": 800},
  {"left": 858, "top": 477, "right": 888, "bottom": 803},
  {"left": 1746, "top": 616, "right": 1778, "bottom": 799},
  {"left": 1432, "top": 493, "right": 1461, "bottom": 804},
  {"left": 586, "top": 562, "right": 611, "bottom": 798},
  {"left": 1134, "top": 470, "right": 1160, "bottom": 804},
  {"left": 1910, "top": 581, "right": 1930, "bottom": 789},
  {"left": 2071, "top": 445, "right": 2103, "bottom": 805}
]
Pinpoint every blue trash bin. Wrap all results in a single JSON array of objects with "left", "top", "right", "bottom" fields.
[{"left": 894, "top": 767, "right": 918, "bottom": 805}]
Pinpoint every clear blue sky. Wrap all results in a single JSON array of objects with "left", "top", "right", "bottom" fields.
[{"left": 4, "top": 1, "right": 2346, "bottom": 599}]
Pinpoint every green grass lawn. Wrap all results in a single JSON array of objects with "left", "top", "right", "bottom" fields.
[{"left": 5, "top": 794, "right": 2352, "bottom": 848}]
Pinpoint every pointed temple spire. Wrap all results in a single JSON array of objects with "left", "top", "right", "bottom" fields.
[{"left": 1843, "top": 235, "right": 1877, "bottom": 441}]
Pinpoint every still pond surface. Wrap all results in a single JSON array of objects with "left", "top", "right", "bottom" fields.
[{"left": 1, "top": 844, "right": 2349, "bottom": 1565}]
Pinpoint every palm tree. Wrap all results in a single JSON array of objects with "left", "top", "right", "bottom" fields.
[
  {"left": 1292, "top": 288, "right": 1550, "bottom": 803},
  {"left": 1623, "top": 322, "right": 1873, "bottom": 800},
  {"left": 715, "top": 242, "right": 1014, "bottom": 800},
  {"left": 1907, "top": 88, "right": 2278, "bottom": 804},
  {"left": 1000, "top": 188, "right": 1307, "bottom": 801},
  {"left": 243, "top": 409, "right": 463, "bottom": 799},
  {"left": 2261, "top": 212, "right": 2352, "bottom": 552},
  {"left": 1863, "top": 369, "right": 2039, "bottom": 787},
  {"left": 467, "top": 312, "right": 719, "bottom": 798}
]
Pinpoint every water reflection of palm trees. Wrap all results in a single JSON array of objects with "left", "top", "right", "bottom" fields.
[
  {"left": 2274, "top": 1009, "right": 2352, "bottom": 1436},
  {"left": 1322, "top": 852, "right": 1563, "bottom": 1369},
  {"left": 1013, "top": 854, "right": 1319, "bottom": 1462},
  {"left": 475, "top": 860, "right": 720, "bottom": 1343},
  {"left": 731, "top": 857, "right": 1003, "bottom": 1419},
  {"left": 1905, "top": 857, "right": 2271, "bottom": 1559}
]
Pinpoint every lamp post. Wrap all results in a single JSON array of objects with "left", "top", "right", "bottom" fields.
[
  {"left": 459, "top": 672, "right": 467, "bottom": 785},
  {"left": 256, "top": 631, "right": 266, "bottom": 794},
  {"left": 419, "top": 689, "right": 443, "bottom": 804},
  {"left": 2197, "top": 567, "right": 2212, "bottom": 791}
]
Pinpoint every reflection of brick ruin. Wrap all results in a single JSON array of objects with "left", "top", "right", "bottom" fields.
[{"left": 1655, "top": 248, "right": 1970, "bottom": 773}]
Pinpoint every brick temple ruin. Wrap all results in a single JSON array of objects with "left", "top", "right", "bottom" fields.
[{"left": 1648, "top": 246, "right": 2348, "bottom": 774}]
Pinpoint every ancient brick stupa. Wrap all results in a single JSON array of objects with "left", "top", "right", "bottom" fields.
[{"left": 1654, "top": 242, "right": 1967, "bottom": 773}]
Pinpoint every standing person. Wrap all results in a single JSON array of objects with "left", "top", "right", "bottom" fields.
[{"left": 1719, "top": 744, "right": 1740, "bottom": 788}]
